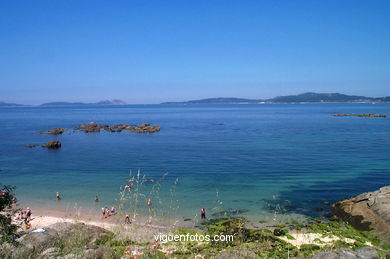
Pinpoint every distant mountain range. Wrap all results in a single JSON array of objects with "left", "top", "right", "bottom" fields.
[
  {"left": 162, "top": 92, "right": 390, "bottom": 104},
  {"left": 2, "top": 93, "right": 390, "bottom": 107},
  {"left": 0, "top": 100, "right": 128, "bottom": 107}
]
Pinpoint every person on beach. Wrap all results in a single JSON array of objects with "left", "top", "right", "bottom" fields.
[
  {"left": 95, "top": 196, "right": 99, "bottom": 202},
  {"left": 111, "top": 206, "right": 116, "bottom": 214},
  {"left": 125, "top": 214, "right": 131, "bottom": 224},
  {"left": 105, "top": 207, "right": 110, "bottom": 218},
  {"left": 201, "top": 208, "right": 206, "bottom": 219},
  {"left": 12, "top": 197, "right": 17, "bottom": 207},
  {"left": 26, "top": 207, "right": 32, "bottom": 220},
  {"left": 101, "top": 207, "right": 106, "bottom": 218},
  {"left": 24, "top": 218, "right": 31, "bottom": 229},
  {"left": 56, "top": 192, "right": 61, "bottom": 201}
]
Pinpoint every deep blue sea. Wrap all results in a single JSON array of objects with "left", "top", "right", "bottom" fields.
[{"left": 1, "top": 104, "right": 389, "bottom": 221}]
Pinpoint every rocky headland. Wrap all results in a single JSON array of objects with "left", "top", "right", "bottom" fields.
[{"left": 332, "top": 185, "right": 390, "bottom": 244}]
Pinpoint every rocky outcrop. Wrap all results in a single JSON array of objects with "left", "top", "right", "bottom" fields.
[
  {"left": 75, "top": 122, "right": 160, "bottom": 133},
  {"left": 37, "top": 128, "right": 68, "bottom": 135},
  {"left": 333, "top": 113, "right": 388, "bottom": 118},
  {"left": 8, "top": 222, "right": 113, "bottom": 258},
  {"left": 216, "top": 249, "right": 259, "bottom": 259},
  {"left": 42, "top": 140, "right": 61, "bottom": 149},
  {"left": 133, "top": 123, "right": 161, "bottom": 133},
  {"left": 312, "top": 247, "right": 379, "bottom": 259},
  {"left": 75, "top": 122, "right": 101, "bottom": 133},
  {"left": 332, "top": 186, "right": 390, "bottom": 243}
]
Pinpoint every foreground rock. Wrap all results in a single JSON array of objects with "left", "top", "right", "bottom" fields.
[
  {"left": 75, "top": 122, "right": 161, "bottom": 133},
  {"left": 42, "top": 140, "right": 61, "bottom": 149},
  {"left": 333, "top": 113, "right": 387, "bottom": 118},
  {"left": 9, "top": 222, "right": 113, "bottom": 258},
  {"left": 312, "top": 247, "right": 379, "bottom": 259},
  {"left": 332, "top": 186, "right": 390, "bottom": 243},
  {"left": 37, "top": 127, "right": 68, "bottom": 135}
]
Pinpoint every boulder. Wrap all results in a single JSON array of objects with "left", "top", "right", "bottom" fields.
[
  {"left": 42, "top": 140, "right": 61, "bottom": 149},
  {"left": 332, "top": 186, "right": 390, "bottom": 243},
  {"left": 312, "top": 247, "right": 379, "bottom": 259},
  {"left": 13, "top": 222, "right": 112, "bottom": 258}
]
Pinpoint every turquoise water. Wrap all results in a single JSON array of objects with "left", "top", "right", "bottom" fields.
[{"left": 0, "top": 104, "right": 389, "bottom": 220}]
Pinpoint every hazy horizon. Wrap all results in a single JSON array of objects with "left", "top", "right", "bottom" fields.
[{"left": 1, "top": 1, "right": 389, "bottom": 105}]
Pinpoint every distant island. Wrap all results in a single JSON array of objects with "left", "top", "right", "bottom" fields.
[
  {"left": 162, "top": 92, "right": 390, "bottom": 104},
  {"left": 0, "top": 101, "right": 27, "bottom": 107},
  {"left": 40, "top": 99, "right": 127, "bottom": 107}
]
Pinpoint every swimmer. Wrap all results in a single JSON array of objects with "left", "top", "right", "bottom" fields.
[
  {"left": 147, "top": 198, "right": 152, "bottom": 206},
  {"left": 95, "top": 196, "right": 99, "bottom": 202},
  {"left": 56, "top": 192, "right": 61, "bottom": 201}
]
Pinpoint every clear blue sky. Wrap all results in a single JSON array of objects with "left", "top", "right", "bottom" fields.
[{"left": 0, "top": 0, "right": 389, "bottom": 104}]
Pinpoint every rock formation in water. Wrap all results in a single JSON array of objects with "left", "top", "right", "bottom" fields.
[
  {"left": 37, "top": 128, "right": 68, "bottom": 135},
  {"left": 74, "top": 122, "right": 160, "bottom": 133},
  {"left": 332, "top": 185, "right": 390, "bottom": 243},
  {"left": 42, "top": 140, "right": 61, "bottom": 149},
  {"left": 332, "top": 113, "right": 388, "bottom": 118}
]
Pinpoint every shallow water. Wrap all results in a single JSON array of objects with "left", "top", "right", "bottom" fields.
[{"left": 1, "top": 103, "right": 389, "bottom": 221}]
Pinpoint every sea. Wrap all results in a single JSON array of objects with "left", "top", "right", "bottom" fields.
[{"left": 1, "top": 103, "right": 389, "bottom": 222}]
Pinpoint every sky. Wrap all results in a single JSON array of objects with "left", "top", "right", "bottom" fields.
[{"left": 0, "top": 0, "right": 389, "bottom": 104}]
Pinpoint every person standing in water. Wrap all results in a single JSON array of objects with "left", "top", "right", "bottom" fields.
[
  {"left": 200, "top": 208, "right": 206, "bottom": 219},
  {"left": 95, "top": 196, "right": 99, "bottom": 202},
  {"left": 56, "top": 192, "right": 61, "bottom": 201},
  {"left": 147, "top": 198, "right": 152, "bottom": 206}
]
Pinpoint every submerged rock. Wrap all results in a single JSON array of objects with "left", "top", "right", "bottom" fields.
[
  {"left": 25, "top": 144, "right": 38, "bottom": 148},
  {"left": 42, "top": 140, "right": 61, "bottom": 149},
  {"left": 211, "top": 209, "right": 249, "bottom": 217},
  {"left": 332, "top": 185, "right": 390, "bottom": 244}
]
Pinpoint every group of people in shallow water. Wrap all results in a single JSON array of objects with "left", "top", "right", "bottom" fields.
[{"left": 10, "top": 190, "right": 208, "bottom": 232}]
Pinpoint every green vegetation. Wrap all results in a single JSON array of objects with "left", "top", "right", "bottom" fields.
[{"left": 0, "top": 184, "right": 17, "bottom": 244}]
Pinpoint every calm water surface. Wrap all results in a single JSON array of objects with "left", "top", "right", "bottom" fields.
[{"left": 1, "top": 104, "right": 389, "bottom": 220}]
